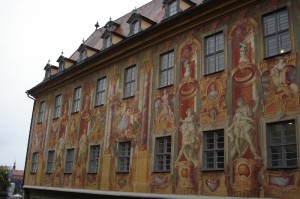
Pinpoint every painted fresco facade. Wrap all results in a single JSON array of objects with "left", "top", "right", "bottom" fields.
[{"left": 24, "top": 0, "right": 300, "bottom": 198}]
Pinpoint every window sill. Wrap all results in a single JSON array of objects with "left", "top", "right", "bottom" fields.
[
  {"left": 87, "top": 172, "right": 98, "bottom": 174},
  {"left": 263, "top": 50, "right": 291, "bottom": 60},
  {"left": 71, "top": 111, "right": 80, "bottom": 114},
  {"left": 116, "top": 171, "right": 130, "bottom": 174},
  {"left": 158, "top": 84, "right": 174, "bottom": 90},
  {"left": 64, "top": 172, "right": 72, "bottom": 175},
  {"left": 267, "top": 166, "right": 298, "bottom": 170},
  {"left": 202, "top": 168, "right": 224, "bottom": 172},
  {"left": 94, "top": 104, "right": 104, "bottom": 108},
  {"left": 123, "top": 95, "right": 135, "bottom": 100},
  {"left": 204, "top": 69, "right": 224, "bottom": 77},
  {"left": 152, "top": 170, "right": 170, "bottom": 173},
  {"left": 52, "top": 117, "right": 60, "bottom": 120}
]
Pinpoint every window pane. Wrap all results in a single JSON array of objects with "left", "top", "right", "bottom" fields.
[
  {"left": 277, "top": 10, "right": 289, "bottom": 31},
  {"left": 160, "top": 52, "right": 174, "bottom": 87},
  {"left": 279, "top": 32, "right": 291, "bottom": 52},
  {"left": 264, "top": 15, "right": 276, "bottom": 36}
]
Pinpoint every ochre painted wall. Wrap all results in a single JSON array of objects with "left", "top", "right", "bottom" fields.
[{"left": 25, "top": 0, "right": 300, "bottom": 198}]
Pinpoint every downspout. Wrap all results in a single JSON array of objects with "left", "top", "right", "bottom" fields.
[{"left": 23, "top": 91, "right": 36, "bottom": 199}]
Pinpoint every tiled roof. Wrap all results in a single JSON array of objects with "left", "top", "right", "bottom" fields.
[
  {"left": 70, "top": 0, "right": 203, "bottom": 60},
  {"left": 12, "top": 170, "right": 24, "bottom": 176}
]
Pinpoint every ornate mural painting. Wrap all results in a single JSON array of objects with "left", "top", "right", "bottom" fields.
[
  {"left": 25, "top": 1, "right": 300, "bottom": 198},
  {"left": 175, "top": 38, "right": 201, "bottom": 195},
  {"left": 228, "top": 17, "right": 263, "bottom": 197},
  {"left": 154, "top": 88, "right": 176, "bottom": 134},
  {"left": 259, "top": 53, "right": 299, "bottom": 118}
]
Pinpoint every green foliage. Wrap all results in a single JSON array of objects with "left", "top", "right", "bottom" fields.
[{"left": 0, "top": 168, "right": 10, "bottom": 191}]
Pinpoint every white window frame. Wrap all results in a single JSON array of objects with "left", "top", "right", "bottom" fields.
[
  {"left": 117, "top": 141, "right": 131, "bottom": 173},
  {"left": 95, "top": 77, "right": 106, "bottom": 106},
  {"left": 124, "top": 65, "right": 136, "bottom": 98},
  {"left": 46, "top": 150, "right": 55, "bottom": 173},
  {"left": 53, "top": 94, "right": 62, "bottom": 119},
  {"left": 159, "top": 51, "right": 174, "bottom": 88},
  {"left": 204, "top": 31, "right": 224, "bottom": 75},
  {"left": 37, "top": 101, "right": 45, "bottom": 123},
  {"left": 203, "top": 130, "right": 224, "bottom": 171},
  {"left": 88, "top": 145, "right": 100, "bottom": 173},
  {"left": 31, "top": 152, "right": 38, "bottom": 173},
  {"left": 72, "top": 87, "right": 81, "bottom": 113},
  {"left": 65, "top": 148, "right": 75, "bottom": 173},
  {"left": 154, "top": 136, "right": 171, "bottom": 172}
]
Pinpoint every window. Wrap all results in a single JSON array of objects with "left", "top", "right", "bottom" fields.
[
  {"left": 65, "top": 148, "right": 75, "bottom": 173},
  {"left": 104, "top": 35, "right": 112, "bottom": 48},
  {"left": 159, "top": 51, "right": 174, "bottom": 88},
  {"left": 95, "top": 77, "right": 106, "bottom": 106},
  {"left": 267, "top": 120, "right": 297, "bottom": 169},
  {"left": 79, "top": 49, "right": 87, "bottom": 61},
  {"left": 72, "top": 87, "right": 81, "bottom": 113},
  {"left": 263, "top": 8, "right": 291, "bottom": 57},
  {"left": 53, "top": 94, "right": 62, "bottom": 119},
  {"left": 203, "top": 130, "right": 224, "bottom": 170},
  {"left": 58, "top": 61, "right": 64, "bottom": 72},
  {"left": 117, "top": 142, "right": 131, "bottom": 173},
  {"left": 45, "top": 68, "right": 51, "bottom": 79},
  {"left": 31, "top": 152, "right": 38, "bottom": 173},
  {"left": 132, "top": 20, "right": 140, "bottom": 34},
  {"left": 154, "top": 136, "right": 171, "bottom": 172},
  {"left": 37, "top": 101, "right": 45, "bottom": 123},
  {"left": 205, "top": 32, "right": 224, "bottom": 75},
  {"left": 88, "top": 145, "right": 100, "bottom": 173},
  {"left": 46, "top": 150, "right": 55, "bottom": 173},
  {"left": 124, "top": 66, "right": 136, "bottom": 98},
  {"left": 168, "top": 0, "right": 177, "bottom": 17}
]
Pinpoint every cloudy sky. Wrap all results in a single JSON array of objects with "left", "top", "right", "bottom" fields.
[{"left": 0, "top": 0, "right": 150, "bottom": 170}]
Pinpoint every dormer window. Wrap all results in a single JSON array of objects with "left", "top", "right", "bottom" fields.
[
  {"left": 127, "top": 12, "right": 156, "bottom": 36},
  {"left": 45, "top": 68, "right": 51, "bottom": 79},
  {"left": 168, "top": 0, "right": 177, "bottom": 17},
  {"left": 43, "top": 61, "right": 58, "bottom": 80},
  {"left": 79, "top": 49, "right": 87, "bottom": 61},
  {"left": 105, "top": 35, "right": 112, "bottom": 48},
  {"left": 58, "top": 61, "right": 64, "bottom": 72},
  {"left": 132, "top": 20, "right": 140, "bottom": 34},
  {"left": 163, "top": 0, "right": 195, "bottom": 18}
]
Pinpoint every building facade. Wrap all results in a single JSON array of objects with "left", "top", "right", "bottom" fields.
[{"left": 24, "top": 0, "right": 300, "bottom": 198}]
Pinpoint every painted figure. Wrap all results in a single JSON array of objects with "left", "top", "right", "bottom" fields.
[
  {"left": 176, "top": 108, "right": 199, "bottom": 167},
  {"left": 239, "top": 42, "right": 249, "bottom": 63},
  {"left": 184, "top": 60, "right": 191, "bottom": 77},
  {"left": 207, "top": 83, "right": 219, "bottom": 101},
  {"left": 156, "top": 90, "right": 174, "bottom": 123},
  {"left": 117, "top": 107, "right": 130, "bottom": 132},
  {"left": 227, "top": 98, "right": 261, "bottom": 159},
  {"left": 270, "top": 57, "right": 287, "bottom": 92}
]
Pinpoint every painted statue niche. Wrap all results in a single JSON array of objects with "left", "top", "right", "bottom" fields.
[
  {"left": 228, "top": 17, "right": 263, "bottom": 197},
  {"left": 199, "top": 75, "right": 228, "bottom": 128},
  {"left": 178, "top": 39, "right": 199, "bottom": 101},
  {"left": 154, "top": 88, "right": 175, "bottom": 134},
  {"left": 259, "top": 53, "right": 300, "bottom": 118}
]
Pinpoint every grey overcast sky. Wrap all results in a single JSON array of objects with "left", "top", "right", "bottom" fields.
[{"left": 0, "top": 0, "right": 150, "bottom": 170}]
